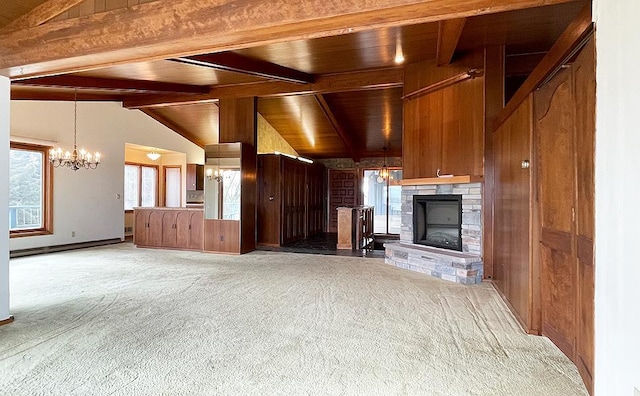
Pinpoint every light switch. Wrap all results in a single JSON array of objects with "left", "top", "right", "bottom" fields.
[{"left": 116, "top": 193, "right": 121, "bottom": 199}]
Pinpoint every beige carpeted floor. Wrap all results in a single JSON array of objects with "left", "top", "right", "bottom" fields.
[{"left": 0, "top": 243, "right": 587, "bottom": 395}]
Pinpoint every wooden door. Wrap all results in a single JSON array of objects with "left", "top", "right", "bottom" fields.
[
  {"left": 492, "top": 95, "right": 539, "bottom": 333},
  {"left": 257, "top": 155, "right": 281, "bottom": 246},
  {"left": 572, "top": 37, "right": 595, "bottom": 394},
  {"left": 148, "top": 210, "right": 164, "bottom": 247},
  {"left": 175, "top": 210, "right": 191, "bottom": 248},
  {"left": 536, "top": 67, "right": 577, "bottom": 360},
  {"left": 281, "top": 157, "right": 306, "bottom": 244},
  {"left": 328, "top": 169, "right": 358, "bottom": 233},
  {"left": 188, "top": 211, "right": 204, "bottom": 250},
  {"left": 133, "top": 209, "right": 149, "bottom": 246},
  {"left": 307, "top": 163, "right": 325, "bottom": 237}
]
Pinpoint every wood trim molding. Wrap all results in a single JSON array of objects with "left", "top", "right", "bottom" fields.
[
  {"left": 0, "top": 0, "right": 579, "bottom": 79},
  {"left": 436, "top": 18, "right": 467, "bottom": 66},
  {"left": 402, "top": 69, "right": 483, "bottom": 100},
  {"left": 400, "top": 175, "right": 483, "bottom": 185},
  {"left": 494, "top": 2, "right": 593, "bottom": 130},
  {"left": 0, "top": 316, "right": 15, "bottom": 327}
]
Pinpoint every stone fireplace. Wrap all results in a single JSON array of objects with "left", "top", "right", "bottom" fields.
[{"left": 384, "top": 181, "right": 483, "bottom": 284}]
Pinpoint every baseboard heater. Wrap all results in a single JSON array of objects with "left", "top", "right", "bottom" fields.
[{"left": 10, "top": 238, "right": 123, "bottom": 258}]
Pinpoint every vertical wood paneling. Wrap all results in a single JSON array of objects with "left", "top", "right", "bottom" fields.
[
  {"left": 105, "top": 0, "right": 127, "bottom": 11},
  {"left": 482, "top": 45, "right": 505, "bottom": 280},
  {"left": 493, "top": 94, "right": 538, "bottom": 333},
  {"left": 94, "top": 0, "right": 106, "bottom": 13}
]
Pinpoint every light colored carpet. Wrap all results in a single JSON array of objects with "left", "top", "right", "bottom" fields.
[{"left": 0, "top": 243, "right": 587, "bottom": 396}]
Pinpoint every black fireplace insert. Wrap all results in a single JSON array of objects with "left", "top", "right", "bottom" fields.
[{"left": 413, "top": 194, "right": 462, "bottom": 251}]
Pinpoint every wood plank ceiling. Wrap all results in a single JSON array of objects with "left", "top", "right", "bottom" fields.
[{"left": 3, "top": 0, "right": 588, "bottom": 160}]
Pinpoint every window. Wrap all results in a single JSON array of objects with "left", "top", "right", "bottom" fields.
[
  {"left": 9, "top": 142, "right": 53, "bottom": 237},
  {"left": 362, "top": 168, "right": 402, "bottom": 234},
  {"left": 124, "top": 163, "right": 158, "bottom": 210},
  {"left": 221, "top": 169, "right": 241, "bottom": 220}
]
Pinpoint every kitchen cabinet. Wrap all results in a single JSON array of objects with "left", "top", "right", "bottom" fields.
[{"left": 186, "top": 164, "right": 204, "bottom": 190}]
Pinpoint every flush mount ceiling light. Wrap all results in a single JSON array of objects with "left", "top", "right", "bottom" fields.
[{"left": 146, "top": 149, "right": 161, "bottom": 161}]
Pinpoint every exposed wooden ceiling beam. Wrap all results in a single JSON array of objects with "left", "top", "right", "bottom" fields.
[
  {"left": 436, "top": 18, "right": 467, "bottom": 66},
  {"left": 140, "top": 109, "right": 206, "bottom": 148},
  {"left": 314, "top": 94, "right": 359, "bottom": 162},
  {"left": 12, "top": 75, "right": 210, "bottom": 94},
  {"left": 123, "top": 68, "right": 404, "bottom": 109},
  {"left": 0, "top": 0, "right": 580, "bottom": 79},
  {"left": 172, "top": 52, "right": 314, "bottom": 84},
  {"left": 0, "top": 0, "right": 86, "bottom": 32}
]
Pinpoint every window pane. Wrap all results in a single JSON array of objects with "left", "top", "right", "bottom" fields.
[
  {"left": 165, "top": 167, "right": 181, "bottom": 207},
  {"left": 222, "top": 170, "right": 241, "bottom": 220},
  {"left": 141, "top": 167, "right": 157, "bottom": 207},
  {"left": 9, "top": 149, "right": 43, "bottom": 230},
  {"left": 363, "top": 170, "right": 387, "bottom": 234},
  {"left": 124, "top": 165, "right": 140, "bottom": 210}
]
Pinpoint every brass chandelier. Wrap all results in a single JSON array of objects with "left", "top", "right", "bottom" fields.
[{"left": 49, "top": 90, "right": 101, "bottom": 171}]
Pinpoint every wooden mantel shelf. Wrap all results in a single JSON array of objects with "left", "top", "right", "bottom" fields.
[{"left": 400, "top": 175, "right": 483, "bottom": 186}]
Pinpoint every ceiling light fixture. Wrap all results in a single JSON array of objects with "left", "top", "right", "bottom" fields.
[
  {"left": 377, "top": 147, "right": 389, "bottom": 183},
  {"left": 49, "top": 89, "right": 101, "bottom": 171},
  {"left": 146, "top": 149, "right": 161, "bottom": 161}
]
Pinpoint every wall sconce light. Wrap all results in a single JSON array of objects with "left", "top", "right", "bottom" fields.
[{"left": 206, "top": 168, "right": 224, "bottom": 182}]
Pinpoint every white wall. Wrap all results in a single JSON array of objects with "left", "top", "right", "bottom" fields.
[
  {"left": 9, "top": 101, "right": 203, "bottom": 251},
  {"left": 0, "top": 77, "right": 10, "bottom": 321},
  {"left": 593, "top": 0, "right": 640, "bottom": 394}
]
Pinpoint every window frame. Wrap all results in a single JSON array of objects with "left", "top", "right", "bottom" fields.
[
  {"left": 9, "top": 142, "right": 53, "bottom": 238},
  {"left": 124, "top": 162, "right": 159, "bottom": 212}
]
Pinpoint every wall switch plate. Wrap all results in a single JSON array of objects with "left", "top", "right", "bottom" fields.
[{"left": 71, "top": 231, "right": 75, "bottom": 237}]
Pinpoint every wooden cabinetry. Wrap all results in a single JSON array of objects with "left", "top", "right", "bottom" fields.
[
  {"left": 186, "top": 164, "right": 204, "bottom": 190},
  {"left": 257, "top": 154, "right": 326, "bottom": 246},
  {"left": 403, "top": 51, "right": 485, "bottom": 179},
  {"left": 133, "top": 208, "right": 204, "bottom": 251},
  {"left": 204, "top": 219, "right": 240, "bottom": 253},
  {"left": 328, "top": 169, "right": 358, "bottom": 233}
]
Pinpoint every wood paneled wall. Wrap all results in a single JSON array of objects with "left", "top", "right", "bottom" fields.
[
  {"left": 492, "top": 94, "right": 540, "bottom": 334},
  {"left": 403, "top": 51, "right": 485, "bottom": 179}
]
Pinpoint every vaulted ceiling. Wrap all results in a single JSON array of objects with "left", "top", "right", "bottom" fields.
[{"left": 3, "top": 0, "right": 588, "bottom": 160}]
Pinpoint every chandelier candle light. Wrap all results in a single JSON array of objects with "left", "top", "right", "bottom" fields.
[{"left": 49, "top": 90, "right": 101, "bottom": 171}]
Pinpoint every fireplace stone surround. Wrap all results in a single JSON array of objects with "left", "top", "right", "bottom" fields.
[{"left": 384, "top": 181, "right": 483, "bottom": 284}]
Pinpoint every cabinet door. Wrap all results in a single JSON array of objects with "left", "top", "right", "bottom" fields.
[
  {"left": 161, "top": 211, "right": 177, "bottom": 247},
  {"left": 148, "top": 210, "right": 164, "bottom": 247},
  {"left": 133, "top": 210, "right": 150, "bottom": 246},
  {"left": 257, "top": 155, "right": 281, "bottom": 246},
  {"left": 175, "top": 211, "right": 191, "bottom": 248},
  {"left": 186, "top": 164, "right": 197, "bottom": 190},
  {"left": 188, "top": 211, "right": 204, "bottom": 250}
]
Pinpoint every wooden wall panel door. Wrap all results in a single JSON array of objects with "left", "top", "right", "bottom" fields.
[
  {"left": 306, "top": 163, "right": 326, "bottom": 237},
  {"left": 281, "top": 158, "right": 306, "bottom": 244},
  {"left": 572, "top": 37, "right": 596, "bottom": 394},
  {"left": 535, "top": 67, "right": 577, "bottom": 361},
  {"left": 257, "top": 155, "right": 281, "bottom": 246},
  {"left": 492, "top": 95, "right": 539, "bottom": 333},
  {"left": 328, "top": 169, "right": 358, "bottom": 233}
]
